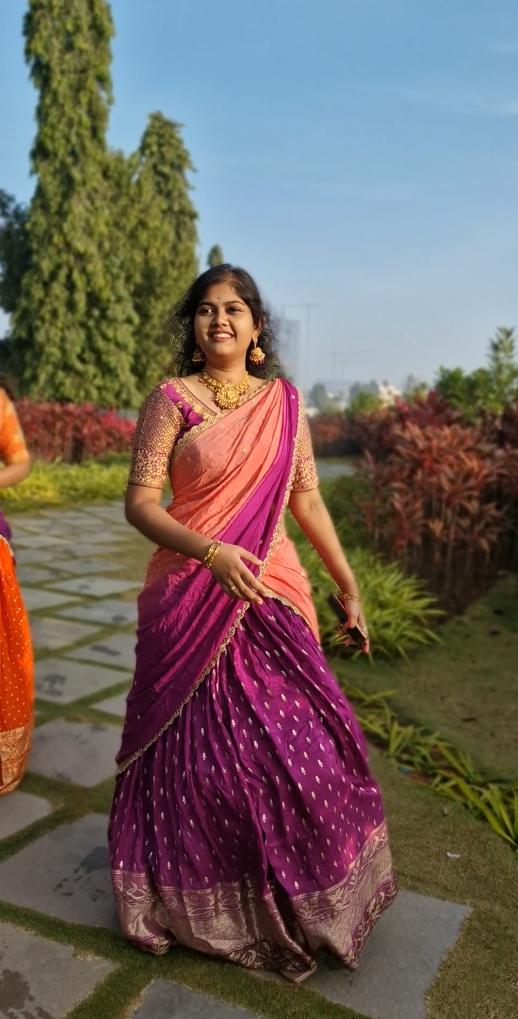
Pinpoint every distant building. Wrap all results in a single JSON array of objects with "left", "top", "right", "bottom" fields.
[
  {"left": 278, "top": 318, "right": 301, "bottom": 385},
  {"left": 378, "top": 380, "right": 401, "bottom": 406}
]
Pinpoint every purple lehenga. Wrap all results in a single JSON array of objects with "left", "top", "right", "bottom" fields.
[{"left": 109, "top": 376, "right": 397, "bottom": 980}]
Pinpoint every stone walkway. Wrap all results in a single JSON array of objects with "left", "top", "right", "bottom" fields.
[{"left": 0, "top": 501, "right": 470, "bottom": 1019}]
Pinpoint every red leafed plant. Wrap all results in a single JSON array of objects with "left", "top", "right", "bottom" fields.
[
  {"left": 15, "top": 399, "right": 135, "bottom": 464},
  {"left": 357, "top": 420, "right": 518, "bottom": 611},
  {"left": 309, "top": 391, "right": 461, "bottom": 459}
]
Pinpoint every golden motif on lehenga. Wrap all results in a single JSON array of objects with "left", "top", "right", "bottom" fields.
[
  {"left": 0, "top": 720, "right": 33, "bottom": 796},
  {"left": 111, "top": 821, "right": 397, "bottom": 970},
  {"left": 117, "top": 382, "right": 304, "bottom": 773}
]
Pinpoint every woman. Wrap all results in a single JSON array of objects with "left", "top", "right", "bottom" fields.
[
  {"left": 0, "top": 382, "right": 33, "bottom": 795},
  {"left": 109, "top": 265, "right": 397, "bottom": 981}
]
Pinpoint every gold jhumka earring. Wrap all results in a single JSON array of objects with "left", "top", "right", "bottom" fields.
[
  {"left": 192, "top": 345, "right": 205, "bottom": 365},
  {"left": 248, "top": 338, "right": 266, "bottom": 365}
]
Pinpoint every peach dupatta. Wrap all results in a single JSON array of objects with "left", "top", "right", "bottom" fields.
[{"left": 118, "top": 378, "right": 315, "bottom": 770}]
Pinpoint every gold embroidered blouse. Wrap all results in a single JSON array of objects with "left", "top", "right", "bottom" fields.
[{"left": 128, "top": 380, "right": 319, "bottom": 493}]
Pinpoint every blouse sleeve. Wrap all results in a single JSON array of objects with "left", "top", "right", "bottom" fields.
[
  {"left": 292, "top": 401, "right": 319, "bottom": 493},
  {"left": 128, "top": 386, "right": 183, "bottom": 488},
  {"left": 0, "top": 391, "right": 29, "bottom": 466}
]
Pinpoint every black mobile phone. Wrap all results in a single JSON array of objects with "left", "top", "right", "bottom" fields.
[{"left": 327, "top": 592, "right": 368, "bottom": 648}]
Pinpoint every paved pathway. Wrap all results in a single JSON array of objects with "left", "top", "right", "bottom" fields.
[{"left": 0, "top": 501, "right": 469, "bottom": 1019}]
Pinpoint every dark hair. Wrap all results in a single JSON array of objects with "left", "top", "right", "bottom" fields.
[{"left": 169, "top": 264, "right": 283, "bottom": 379}]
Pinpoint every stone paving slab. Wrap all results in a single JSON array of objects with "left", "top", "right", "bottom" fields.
[
  {"left": 21, "top": 588, "right": 79, "bottom": 612},
  {"left": 0, "top": 921, "right": 115, "bottom": 1018},
  {"left": 0, "top": 791, "right": 51, "bottom": 840},
  {"left": 49, "top": 557, "right": 124, "bottom": 575},
  {"left": 132, "top": 980, "right": 259, "bottom": 1018},
  {"left": 52, "top": 542, "right": 126, "bottom": 558},
  {"left": 57, "top": 598, "right": 138, "bottom": 626},
  {"left": 35, "top": 657, "right": 131, "bottom": 703},
  {"left": 12, "top": 534, "right": 69, "bottom": 549},
  {"left": 17, "top": 565, "right": 70, "bottom": 585},
  {"left": 0, "top": 815, "right": 119, "bottom": 931},
  {"left": 9, "top": 515, "right": 49, "bottom": 530},
  {"left": 46, "top": 576, "right": 140, "bottom": 597},
  {"left": 66, "top": 633, "right": 136, "bottom": 671},
  {"left": 305, "top": 890, "right": 470, "bottom": 1019},
  {"left": 39, "top": 510, "right": 111, "bottom": 527},
  {"left": 68, "top": 530, "right": 126, "bottom": 544},
  {"left": 93, "top": 690, "right": 129, "bottom": 717},
  {"left": 86, "top": 506, "right": 127, "bottom": 520},
  {"left": 29, "top": 616, "right": 100, "bottom": 651},
  {"left": 28, "top": 720, "right": 120, "bottom": 786},
  {"left": 14, "top": 548, "right": 68, "bottom": 567}
]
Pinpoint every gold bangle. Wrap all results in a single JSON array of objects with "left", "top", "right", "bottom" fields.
[
  {"left": 338, "top": 590, "right": 361, "bottom": 603},
  {"left": 202, "top": 541, "right": 222, "bottom": 570}
]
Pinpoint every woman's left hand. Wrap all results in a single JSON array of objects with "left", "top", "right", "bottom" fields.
[{"left": 339, "top": 598, "right": 370, "bottom": 654}]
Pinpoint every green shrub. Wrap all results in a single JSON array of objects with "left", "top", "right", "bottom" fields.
[
  {"left": 287, "top": 515, "right": 441, "bottom": 658},
  {"left": 342, "top": 683, "right": 518, "bottom": 852},
  {"left": 2, "top": 459, "right": 130, "bottom": 511}
]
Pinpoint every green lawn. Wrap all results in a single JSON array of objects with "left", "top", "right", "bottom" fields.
[{"left": 333, "top": 573, "right": 518, "bottom": 783}]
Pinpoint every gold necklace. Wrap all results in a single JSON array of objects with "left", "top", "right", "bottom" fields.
[{"left": 200, "top": 370, "right": 252, "bottom": 411}]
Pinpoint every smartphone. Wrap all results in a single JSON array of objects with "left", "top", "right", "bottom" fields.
[{"left": 327, "top": 592, "right": 368, "bottom": 648}]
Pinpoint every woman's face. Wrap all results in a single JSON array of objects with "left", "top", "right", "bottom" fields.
[{"left": 194, "top": 282, "right": 260, "bottom": 366}]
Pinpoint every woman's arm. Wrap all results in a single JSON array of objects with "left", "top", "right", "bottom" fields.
[
  {"left": 289, "top": 486, "right": 368, "bottom": 649},
  {"left": 289, "top": 488, "right": 359, "bottom": 595},
  {"left": 126, "top": 484, "right": 213, "bottom": 560},
  {"left": 0, "top": 460, "right": 31, "bottom": 489},
  {"left": 126, "top": 484, "right": 268, "bottom": 604}
]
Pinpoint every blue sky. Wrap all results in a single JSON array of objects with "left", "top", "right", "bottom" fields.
[{"left": 1, "top": 0, "right": 518, "bottom": 390}]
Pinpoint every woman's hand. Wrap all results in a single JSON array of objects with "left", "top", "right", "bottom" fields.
[
  {"left": 339, "top": 597, "right": 370, "bottom": 654},
  {"left": 210, "top": 544, "right": 269, "bottom": 604}
]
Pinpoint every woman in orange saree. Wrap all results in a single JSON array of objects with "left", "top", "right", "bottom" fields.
[
  {"left": 109, "top": 266, "right": 397, "bottom": 981},
  {"left": 0, "top": 384, "right": 33, "bottom": 795}
]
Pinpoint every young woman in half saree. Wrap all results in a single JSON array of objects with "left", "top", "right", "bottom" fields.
[
  {"left": 109, "top": 265, "right": 397, "bottom": 981},
  {"left": 0, "top": 383, "right": 33, "bottom": 796}
]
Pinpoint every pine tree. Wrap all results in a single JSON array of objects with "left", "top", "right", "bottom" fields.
[
  {"left": 9, "top": 0, "right": 138, "bottom": 407},
  {"left": 207, "top": 244, "right": 224, "bottom": 268},
  {"left": 119, "top": 112, "right": 198, "bottom": 395}
]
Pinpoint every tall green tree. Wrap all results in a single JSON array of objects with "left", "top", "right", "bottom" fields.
[
  {"left": 207, "top": 244, "right": 224, "bottom": 268},
  {"left": 0, "top": 191, "right": 30, "bottom": 319},
  {"left": 9, "top": 0, "right": 138, "bottom": 406},
  {"left": 117, "top": 112, "right": 198, "bottom": 394}
]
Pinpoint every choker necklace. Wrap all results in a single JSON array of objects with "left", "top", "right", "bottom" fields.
[{"left": 200, "top": 370, "right": 252, "bottom": 410}]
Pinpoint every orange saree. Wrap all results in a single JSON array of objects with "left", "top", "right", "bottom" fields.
[{"left": 0, "top": 389, "right": 34, "bottom": 794}]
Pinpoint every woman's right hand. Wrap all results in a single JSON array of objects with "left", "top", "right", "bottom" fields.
[{"left": 208, "top": 544, "right": 269, "bottom": 603}]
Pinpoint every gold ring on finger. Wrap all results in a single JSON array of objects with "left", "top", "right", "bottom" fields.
[{"left": 229, "top": 584, "right": 238, "bottom": 594}]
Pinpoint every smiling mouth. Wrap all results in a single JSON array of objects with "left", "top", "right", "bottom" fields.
[{"left": 209, "top": 332, "right": 234, "bottom": 341}]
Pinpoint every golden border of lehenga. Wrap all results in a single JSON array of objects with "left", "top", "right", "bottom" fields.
[
  {"left": 117, "top": 384, "right": 305, "bottom": 773},
  {"left": 111, "top": 820, "right": 397, "bottom": 971},
  {"left": 0, "top": 719, "right": 32, "bottom": 796}
]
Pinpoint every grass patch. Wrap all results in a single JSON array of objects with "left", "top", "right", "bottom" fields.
[
  {"left": 2, "top": 460, "right": 130, "bottom": 510},
  {"left": 334, "top": 573, "right": 518, "bottom": 783}
]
